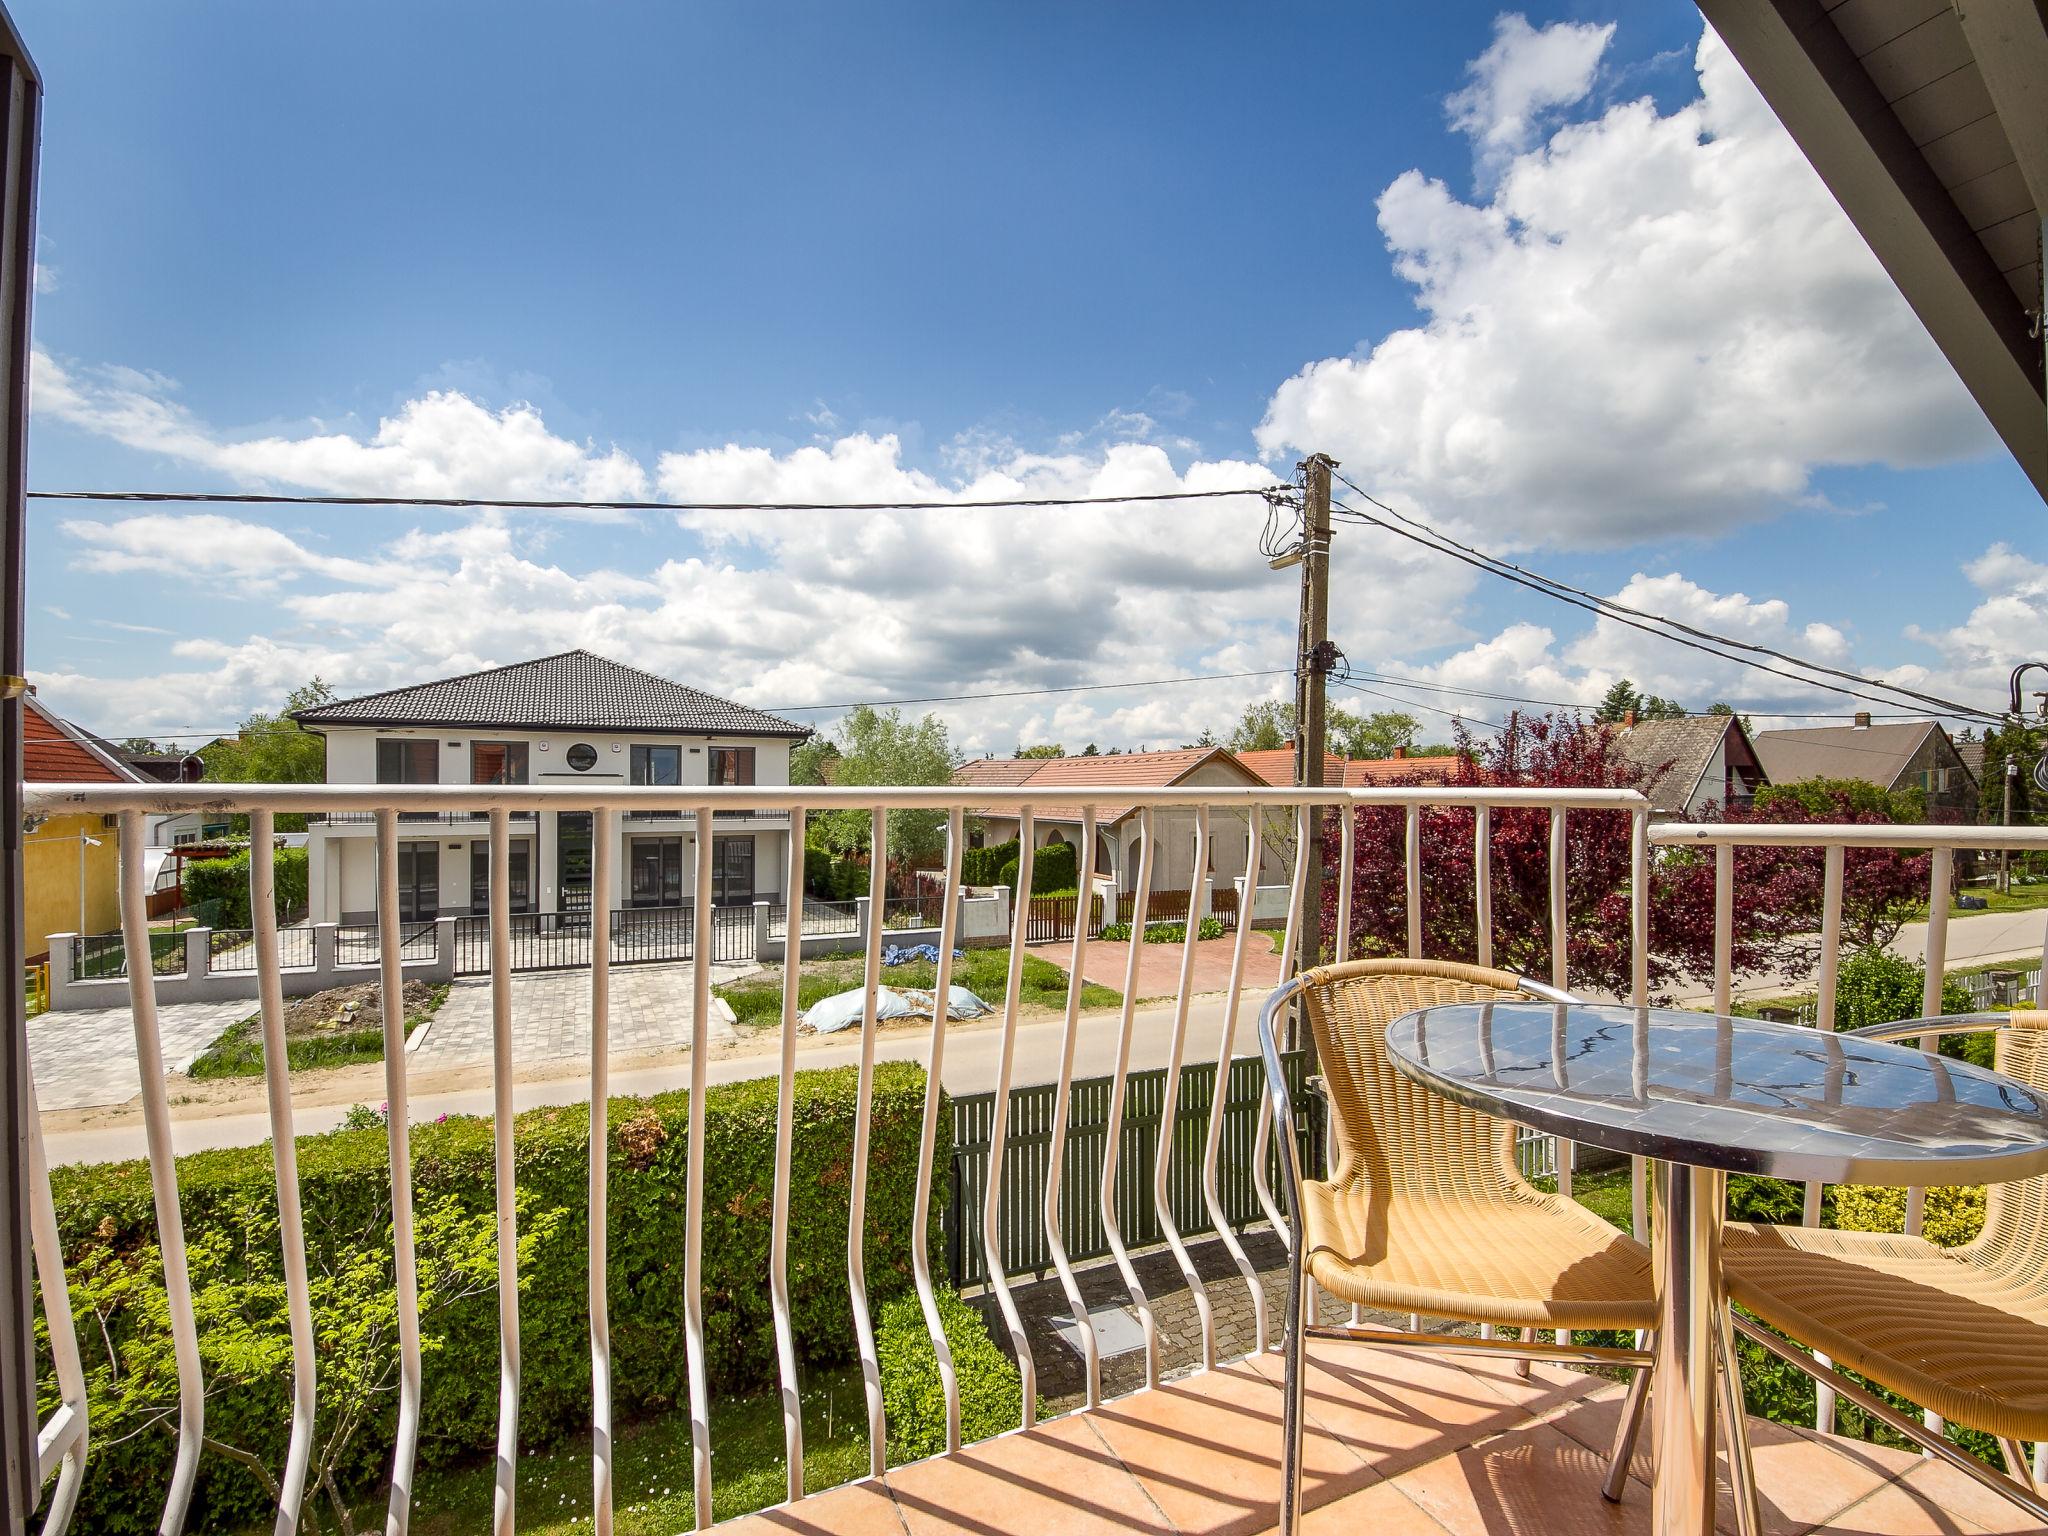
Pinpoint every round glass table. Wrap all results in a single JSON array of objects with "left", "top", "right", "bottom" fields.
[{"left": 1386, "top": 1002, "right": 2048, "bottom": 1536}]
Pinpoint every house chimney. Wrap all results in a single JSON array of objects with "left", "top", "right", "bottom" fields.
[
  {"left": 1392, "top": 746, "right": 1407, "bottom": 760},
  {"left": 1853, "top": 711, "right": 1871, "bottom": 729},
  {"left": 1623, "top": 708, "right": 1636, "bottom": 728}
]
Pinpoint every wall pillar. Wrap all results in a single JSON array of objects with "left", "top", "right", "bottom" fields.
[{"left": 183, "top": 926, "right": 211, "bottom": 980}]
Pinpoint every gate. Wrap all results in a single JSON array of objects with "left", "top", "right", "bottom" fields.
[
  {"left": 944, "top": 1049, "right": 1325, "bottom": 1288},
  {"left": 453, "top": 902, "right": 757, "bottom": 976}
]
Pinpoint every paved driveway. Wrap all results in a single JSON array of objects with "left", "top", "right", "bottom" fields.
[
  {"left": 408, "top": 961, "right": 743, "bottom": 1068},
  {"left": 29, "top": 998, "right": 250, "bottom": 1111},
  {"left": 1028, "top": 933, "right": 1286, "bottom": 999}
]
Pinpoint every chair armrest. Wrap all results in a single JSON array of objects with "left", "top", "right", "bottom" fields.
[
  {"left": 1515, "top": 975, "right": 1587, "bottom": 1005},
  {"left": 1847, "top": 1012, "right": 2013, "bottom": 1044}
]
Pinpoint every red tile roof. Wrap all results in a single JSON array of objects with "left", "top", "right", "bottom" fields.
[
  {"left": 24, "top": 696, "right": 143, "bottom": 783},
  {"left": 1233, "top": 746, "right": 1346, "bottom": 787},
  {"left": 1345, "top": 755, "right": 1465, "bottom": 786},
  {"left": 953, "top": 747, "right": 1260, "bottom": 821}
]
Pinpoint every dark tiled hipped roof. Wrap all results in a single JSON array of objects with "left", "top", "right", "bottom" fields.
[{"left": 294, "top": 650, "right": 811, "bottom": 738}]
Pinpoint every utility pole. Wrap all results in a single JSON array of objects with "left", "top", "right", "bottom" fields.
[{"left": 1293, "top": 453, "right": 1337, "bottom": 983}]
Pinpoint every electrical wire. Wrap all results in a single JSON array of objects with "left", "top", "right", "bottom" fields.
[
  {"left": 1330, "top": 470, "right": 1998, "bottom": 723},
  {"left": 28, "top": 485, "right": 1284, "bottom": 514},
  {"left": 1327, "top": 494, "right": 2000, "bottom": 725}
]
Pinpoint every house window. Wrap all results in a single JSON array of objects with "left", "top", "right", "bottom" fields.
[
  {"left": 713, "top": 835, "right": 755, "bottom": 905},
  {"left": 470, "top": 741, "right": 528, "bottom": 785},
  {"left": 709, "top": 746, "right": 755, "bottom": 786},
  {"left": 631, "top": 744, "right": 683, "bottom": 818},
  {"left": 565, "top": 743, "right": 599, "bottom": 772},
  {"left": 173, "top": 830, "right": 197, "bottom": 846},
  {"left": 469, "top": 839, "right": 533, "bottom": 914},
  {"left": 377, "top": 738, "right": 440, "bottom": 784}
]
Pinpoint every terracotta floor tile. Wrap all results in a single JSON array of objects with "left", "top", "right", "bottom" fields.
[
  {"left": 884, "top": 1414, "right": 1169, "bottom": 1536},
  {"left": 1390, "top": 1421, "right": 1653, "bottom": 1536},
  {"left": 1244, "top": 1339, "right": 1538, "bottom": 1477},
  {"left": 716, "top": 1477, "right": 908, "bottom": 1534},
  {"left": 1084, "top": 1360, "right": 1377, "bottom": 1536},
  {"left": 1891, "top": 1457, "right": 2048, "bottom": 1536},
  {"left": 1295, "top": 1475, "right": 1459, "bottom": 1535},
  {"left": 1816, "top": 1476, "right": 2014, "bottom": 1536}
]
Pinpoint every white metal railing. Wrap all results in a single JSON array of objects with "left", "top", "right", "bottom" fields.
[{"left": 25, "top": 777, "right": 2048, "bottom": 1531}]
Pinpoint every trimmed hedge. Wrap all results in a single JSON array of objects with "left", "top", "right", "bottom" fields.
[
  {"left": 876, "top": 1287, "right": 1023, "bottom": 1463},
  {"left": 803, "top": 847, "right": 866, "bottom": 902},
  {"left": 1098, "top": 917, "right": 1225, "bottom": 943},
  {"left": 181, "top": 845, "right": 309, "bottom": 929},
  {"left": 969, "top": 837, "right": 1077, "bottom": 894},
  {"left": 42, "top": 1062, "right": 940, "bottom": 1533},
  {"left": 961, "top": 839, "right": 1019, "bottom": 887}
]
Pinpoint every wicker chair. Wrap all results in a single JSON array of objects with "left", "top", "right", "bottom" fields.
[
  {"left": 1256, "top": 960, "right": 1666, "bottom": 1535},
  {"left": 1722, "top": 1010, "right": 2048, "bottom": 1523}
]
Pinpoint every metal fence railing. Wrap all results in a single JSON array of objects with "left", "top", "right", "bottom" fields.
[
  {"left": 452, "top": 903, "right": 756, "bottom": 975},
  {"left": 946, "top": 1050, "right": 1325, "bottom": 1288},
  {"left": 68, "top": 928, "right": 185, "bottom": 980}
]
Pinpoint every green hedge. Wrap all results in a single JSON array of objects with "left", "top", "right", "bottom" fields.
[
  {"left": 1098, "top": 917, "right": 1224, "bottom": 943},
  {"left": 961, "top": 839, "right": 1019, "bottom": 886},
  {"left": 803, "top": 847, "right": 867, "bottom": 902},
  {"left": 876, "top": 1287, "right": 1023, "bottom": 1463},
  {"left": 180, "top": 846, "right": 309, "bottom": 929},
  {"left": 968, "top": 837, "right": 1077, "bottom": 894},
  {"left": 42, "top": 1062, "right": 940, "bottom": 1534}
]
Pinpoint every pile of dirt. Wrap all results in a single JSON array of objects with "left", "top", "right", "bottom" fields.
[{"left": 274, "top": 978, "right": 441, "bottom": 1040}]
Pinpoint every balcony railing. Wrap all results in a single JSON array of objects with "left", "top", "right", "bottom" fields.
[{"left": 17, "top": 776, "right": 2048, "bottom": 1534}]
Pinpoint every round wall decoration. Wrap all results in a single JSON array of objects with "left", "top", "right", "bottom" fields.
[{"left": 566, "top": 743, "right": 598, "bottom": 771}]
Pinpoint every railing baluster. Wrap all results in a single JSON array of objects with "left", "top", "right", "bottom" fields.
[
  {"left": 849, "top": 807, "right": 887, "bottom": 1473},
  {"left": 28, "top": 1073, "right": 88, "bottom": 1536},
  {"left": 1334, "top": 803, "right": 1355, "bottom": 964},
  {"left": 1908, "top": 846, "right": 1953, "bottom": 1244},
  {"left": 1156, "top": 804, "right": 1215, "bottom": 1366},
  {"left": 488, "top": 808, "right": 520, "bottom": 1536},
  {"left": 913, "top": 809, "right": 966, "bottom": 1444},
  {"left": 1475, "top": 803, "right": 1493, "bottom": 969},
  {"left": 1045, "top": 808, "right": 1102, "bottom": 1403},
  {"left": 1202, "top": 807, "right": 1269, "bottom": 1357},
  {"left": 375, "top": 810, "right": 423, "bottom": 1536},
  {"left": 1713, "top": 842, "right": 1734, "bottom": 1020},
  {"left": 769, "top": 808, "right": 807, "bottom": 1500},
  {"left": 1629, "top": 807, "right": 1649, "bottom": 1242},
  {"left": 589, "top": 809, "right": 614, "bottom": 1534},
  {"left": 1252, "top": 803, "right": 1313, "bottom": 1241},
  {"left": 1549, "top": 807, "right": 1572, "bottom": 1203},
  {"left": 1101, "top": 806, "right": 1161, "bottom": 1387},
  {"left": 1405, "top": 802, "right": 1422, "bottom": 959},
  {"left": 983, "top": 810, "right": 1038, "bottom": 1425},
  {"left": 252, "top": 813, "right": 316, "bottom": 1534},
  {"left": 687, "top": 809, "right": 715, "bottom": 1528},
  {"left": 1810, "top": 841, "right": 1845, "bottom": 1433},
  {"left": 120, "top": 808, "right": 204, "bottom": 1534}
]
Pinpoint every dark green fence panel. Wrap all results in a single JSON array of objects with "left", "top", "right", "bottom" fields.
[{"left": 945, "top": 1049, "right": 1325, "bottom": 1288}]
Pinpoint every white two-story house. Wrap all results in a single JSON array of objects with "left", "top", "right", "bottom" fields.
[{"left": 295, "top": 650, "right": 810, "bottom": 924}]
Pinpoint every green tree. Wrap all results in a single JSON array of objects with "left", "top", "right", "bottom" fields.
[
  {"left": 1593, "top": 680, "right": 1641, "bottom": 724},
  {"left": 1226, "top": 699, "right": 1293, "bottom": 752},
  {"left": 790, "top": 735, "right": 840, "bottom": 786},
  {"left": 807, "top": 705, "right": 960, "bottom": 863},
  {"left": 1015, "top": 743, "right": 1064, "bottom": 759},
  {"left": 1331, "top": 709, "right": 1419, "bottom": 759},
  {"left": 198, "top": 680, "right": 337, "bottom": 833},
  {"left": 1637, "top": 694, "right": 1686, "bottom": 721},
  {"left": 1756, "top": 775, "right": 1921, "bottom": 825},
  {"left": 1080, "top": 743, "right": 1100, "bottom": 756},
  {"left": 1978, "top": 721, "right": 2039, "bottom": 824}
]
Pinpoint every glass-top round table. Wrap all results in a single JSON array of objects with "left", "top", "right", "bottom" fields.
[{"left": 1386, "top": 1003, "right": 2048, "bottom": 1536}]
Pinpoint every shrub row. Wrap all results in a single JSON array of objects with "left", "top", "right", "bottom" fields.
[
  {"left": 1097, "top": 916, "right": 1225, "bottom": 944},
  {"left": 876, "top": 1287, "right": 1023, "bottom": 1463},
  {"left": 43, "top": 1062, "right": 941, "bottom": 1533},
  {"left": 803, "top": 846, "right": 868, "bottom": 902},
  {"left": 964, "top": 837, "right": 1078, "bottom": 894},
  {"left": 180, "top": 845, "right": 310, "bottom": 929}
]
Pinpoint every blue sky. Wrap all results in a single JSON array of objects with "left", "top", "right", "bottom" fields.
[{"left": 16, "top": 2, "right": 2044, "bottom": 752}]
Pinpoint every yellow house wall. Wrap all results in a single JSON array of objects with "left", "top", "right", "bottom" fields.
[{"left": 23, "top": 811, "right": 123, "bottom": 961}]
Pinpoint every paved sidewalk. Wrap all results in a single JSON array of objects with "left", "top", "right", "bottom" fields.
[
  {"left": 29, "top": 998, "right": 250, "bottom": 1111},
  {"left": 408, "top": 962, "right": 744, "bottom": 1068}
]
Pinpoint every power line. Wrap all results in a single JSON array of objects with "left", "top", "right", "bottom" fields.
[
  {"left": 1326, "top": 489, "right": 2000, "bottom": 725},
  {"left": 1331, "top": 665, "right": 1941, "bottom": 721},
  {"left": 94, "top": 666, "right": 1301, "bottom": 741},
  {"left": 1330, "top": 469, "right": 1996, "bottom": 723},
  {"left": 28, "top": 485, "right": 1287, "bottom": 514}
]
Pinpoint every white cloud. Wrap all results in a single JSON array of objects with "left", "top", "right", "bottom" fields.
[
  {"left": 32, "top": 351, "right": 650, "bottom": 515},
  {"left": 1446, "top": 14, "right": 1613, "bottom": 181},
  {"left": 1259, "top": 23, "right": 1992, "bottom": 548}
]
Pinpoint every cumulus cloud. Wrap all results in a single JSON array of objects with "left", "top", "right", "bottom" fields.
[
  {"left": 1259, "top": 23, "right": 1992, "bottom": 547},
  {"left": 1446, "top": 14, "right": 1613, "bottom": 181}
]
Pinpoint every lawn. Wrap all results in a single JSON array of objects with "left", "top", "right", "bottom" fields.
[
  {"left": 1937, "top": 880, "right": 2048, "bottom": 919},
  {"left": 718, "top": 947, "right": 1120, "bottom": 1030},
  {"left": 188, "top": 981, "right": 449, "bottom": 1078}
]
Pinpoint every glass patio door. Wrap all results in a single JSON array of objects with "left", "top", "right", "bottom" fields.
[
  {"left": 628, "top": 838, "right": 684, "bottom": 907},
  {"left": 557, "top": 811, "right": 593, "bottom": 914},
  {"left": 712, "top": 836, "right": 754, "bottom": 906},
  {"left": 396, "top": 841, "right": 439, "bottom": 921}
]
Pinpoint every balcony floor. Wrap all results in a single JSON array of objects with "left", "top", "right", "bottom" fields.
[{"left": 716, "top": 1339, "right": 2035, "bottom": 1536}]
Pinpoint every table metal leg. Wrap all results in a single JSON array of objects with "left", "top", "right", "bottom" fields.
[{"left": 1652, "top": 1162, "right": 1724, "bottom": 1536}]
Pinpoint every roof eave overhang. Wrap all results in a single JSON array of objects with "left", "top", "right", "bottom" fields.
[
  {"left": 1698, "top": 0, "right": 2046, "bottom": 503},
  {"left": 291, "top": 714, "right": 812, "bottom": 739}
]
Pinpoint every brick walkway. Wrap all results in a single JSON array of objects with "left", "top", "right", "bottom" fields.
[
  {"left": 1027, "top": 934, "right": 1286, "bottom": 1000},
  {"left": 408, "top": 961, "right": 750, "bottom": 1068},
  {"left": 29, "top": 998, "right": 251, "bottom": 1111}
]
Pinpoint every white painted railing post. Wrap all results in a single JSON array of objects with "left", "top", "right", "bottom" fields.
[
  {"left": 686, "top": 810, "right": 715, "bottom": 1529},
  {"left": 770, "top": 809, "right": 806, "bottom": 1502},
  {"left": 375, "top": 809, "right": 423, "bottom": 1536},
  {"left": 848, "top": 808, "right": 887, "bottom": 1472},
  {"left": 1156, "top": 804, "right": 1216, "bottom": 1365},
  {"left": 984, "top": 810, "right": 1038, "bottom": 1425},
  {"left": 1102, "top": 807, "right": 1160, "bottom": 1386},
  {"left": 589, "top": 809, "right": 615, "bottom": 1534},
  {"left": 912, "top": 809, "right": 967, "bottom": 1443},
  {"left": 489, "top": 808, "right": 520, "bottom": 1536},
  {"left": 1045, "top": 808, "right": 1103, "bottom": 1403}
]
